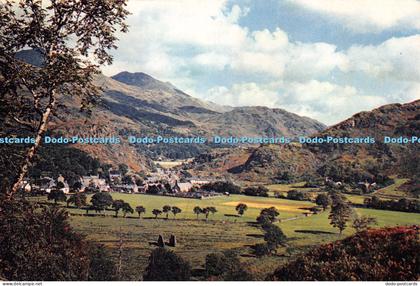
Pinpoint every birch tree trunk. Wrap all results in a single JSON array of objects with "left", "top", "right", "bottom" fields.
[{"left": 9, "top": 91, "right": 57, "bottom": 196}]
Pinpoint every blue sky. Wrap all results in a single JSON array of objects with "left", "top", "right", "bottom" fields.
[{"left": 102, "top": 0, "right": 420, "bottom": 125}]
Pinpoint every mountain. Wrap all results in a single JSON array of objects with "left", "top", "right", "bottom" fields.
[
  {"left": 12, "top": 49, "right": 325, "bottom": 171},
  {"left": 188, "top": 100, "right": 419, "bottom": 184}
]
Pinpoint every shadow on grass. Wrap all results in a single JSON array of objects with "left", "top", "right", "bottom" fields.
[
  {"left": 246, "top": 234, "right": 264, "bottom": 238},
  {"left": 224, "top": 214, "right": 240, "bottom": 218},
  {"left": 294, "top": 229, "right": 335, "bottom": 235}
]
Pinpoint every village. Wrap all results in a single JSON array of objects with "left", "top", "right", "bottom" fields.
[{"left": 18, "top": 166, "right": 225, "bottom": 199}]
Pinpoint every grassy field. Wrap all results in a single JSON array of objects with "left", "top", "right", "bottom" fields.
[
  {"left": 66, "top": 193, "right": 315, "bottom": 221},
  {"left": 47, "top": 191, "right": 420, "bottom": 279},
  {"left": 373, "top": 178, "right": 410, "bottom": 198}
]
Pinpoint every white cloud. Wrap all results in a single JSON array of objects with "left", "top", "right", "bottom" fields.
[
  {"left": 278, "top": 80, "right": 388, "bottom": 125},
  {"left": 342, "top": 35, "right": 420, "bottom": 82},
  {"left": 289, "top": 0, "right": 420, "bottom": 33},
  {"left": 101, "top": 0, "right": 419, "bottom": 125},
  {"left": 206, "top": 80, "right": 390, "bottom": 125},
  {"left": 204, "top": 83, "right": 279, "bottom": 107}
]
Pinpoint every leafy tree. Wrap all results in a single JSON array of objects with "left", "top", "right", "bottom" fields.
[
  {"left": 47, "top": 189, "right": 67, "bottom": 205},
  {"left": 352, "top": 216, "right": 377, "bottom": 232},
  {"left": 143, "top": 248, "right": 191, "bottom": 281},
  {"left": 88, "top": 244, "right": 117, "bottom": 281},
  {"left": 207, "top": 206, "right": 217, "bottom": 217},
  {"left": 270, "top": 226, "right": 419, "bottom": 281},
  {"left": 329, "top": 201, "right": 354, "bottom": 235},
  {"left": 205, "top": 253, "right": 228, "bottom": 277},
  {"left": 262, "top": 223, "right": 287, "bottom": 253},
  {"left": 122, "top": 175, "right": 133, "bottom": 185},
  {"left": 256, "top": 207, "right": 280, "bottom": 225},
  {"left": 91, "top": 192, "right": 113, "bottom": 213},
  {"left": 315, "top": 193, "right": 331, "bottom": 211},
  {"left": 152, "top": 209, "right": 162, "bottom": 219},
  {"left": 121, "top": 202, "right": 133, "bottom": 218},
  {"left": 112, "top": 200, "right": 125, "bottom": 217},
  {"left": 0, "top": 199, "right": 89, "bottom": 280},
  {"left": 67, "top": 193, "right": 87, "bottom": 208},
  {"left": 72, "top": 181, "right": 83, "bottom": 192},
  {"left": 135, "top": 205, "right": 146, "bottom": 218},
  {"left": 201, "top": 181, "right": 241, "bottom": 194},
  {"left": 193, "top": 206, "right": 202, "bottom": 219},
  {"left": 171, "top": 206, "right": 182, "bottom": 218},
  {"left": 253, "top": 243, "right": 271, "bottom": 257},
  {"left": 243, "top": 186, "right": 269, "bottom": 197},
  {"left": 202, "top": 207, "right": 210, "bottom": 221},
  {"left": 1, "top": 0, "right": 129, "bottom": 196},
  {"left": 118, "top": 164, "right": 129, "bottom": 176},
  {"left": 235, "top": 203, "right": 248, "bottom": 216},
  {"left": 162, "top": 205, "right": 171, "bottom": 219},
  {"left": 204, "top": 250, "right": 254, "bottom": 281},
  {"left": 286, "top": 190, "right": 309, "bottom": 201},
  {"left": 135, "top": 178, "right": 143, "bottom": 186}
]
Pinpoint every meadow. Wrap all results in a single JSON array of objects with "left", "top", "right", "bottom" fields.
[{"left": 49, "top": 190, "right": 420, "bottom": 279}]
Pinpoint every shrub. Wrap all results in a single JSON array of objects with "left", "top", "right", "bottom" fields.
[
  {"left": 143, "top": 248, "right": 191, "bottom": 281},
  {"left": 286, "top": 190, "right": 309, "bottom": 201},
  {"left": 270, "top": 226, "right": 420, "bottom": 281},
  {"left": 0, "top": 198, "right": 115, "bottom": 281},
  {"left": 201, "top": 181, "right": 241, "bottom": 194},
  {"left": 243, "top": 186, "right": 269, "bottom": 197}
]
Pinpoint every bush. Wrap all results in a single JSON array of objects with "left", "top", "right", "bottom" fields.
[
  {"left": 205, "top": 253, "right": 228, "bottom": 277},
  {"left": 204, "top": 250, "right": 254, "bottom": 281},
  {"left": 88, "top": 244, "right": 117, "bottom": 281},
  {"left": 286, "top": 190, "right": 310, "bottom": 201},
  {"left": 256, "top": 207, "right": 280, "bottom": 225},
  {"left": 243, "top": 186, "right": 269, "bottom": 197},
  {"left": 201, "top": 181, "right": 241, "bottom": 194},
  {"left": 143, "top": 248, "right": 191, "bottom": 281},
  {"left": 0, "top": 198, "right": 115, "bottom": 281},
  {"left": 270, "top": 226, "right": 420, "bottom": 281},
  {"left": 364, "top": 196, "right": 420, "bottom": 213}
]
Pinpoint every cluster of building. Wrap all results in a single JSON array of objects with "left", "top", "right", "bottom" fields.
[{"left": 22, "top": 167, "right": 219, "bottom": 199}]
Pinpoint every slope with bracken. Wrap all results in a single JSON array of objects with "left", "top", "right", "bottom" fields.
[
  {"left": 12, "top": 49, "right": 326, "bottom": 172},
  {"left": 188, "top": 100, "right": 419, "bottom": 184}
]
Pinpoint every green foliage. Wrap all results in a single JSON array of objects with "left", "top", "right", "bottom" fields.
[
  {"left": 193, "top": 206, "right": 202, "bottom": 219},
  {"left": 204, "top": 250, "right": 254, "bottom": 281},
  {"left": 91, "top": 192, "right": 113, "bottom": 213},
  {"left": 112, "top": 199, "right": 125, "bottom": 217},
  {"left": 262, "top": 223, "right": 287, "bottom": 252},
  {"left": 162, "top": 205, "right": 171, "bottom": 219},
  {"left": 152, "top": 208, "right": 162, "bottom": 218},
  {"left": 121, "top": 202, "right": 133, "bottom": 218},
  {"left": 0, "top": 199, "right": 88, "bottom": 280},
  {"left": 256, "top": 207, "right": 280, "bottom": 225},
  {"left": 270, "top": 226, "right": 420, "bottom": 281},
  {"left": 88, "top": 244, "right": 117, "bottom": 281},
  {"left": 135, "top": 205, "right": 146, "bottom": 218},
  {"left": 143, "top": 248, "right": 191, "bottom": 281},
  {"left": 243, "top": 186, "right": 269, "bottom": 197},
  {"left": 67, "top": 193, "right": 87, "bottom": 208},
  {"left": 235, "top": 203, "right": 248, "bottom": 216},
  {"left": 352, "top": 216, "right": 377, "bottom": 232},
  {"left": 171, "top": 206, "right": 182, "bottom": 218},
  {"left": 315, "top": 193, "right": 331, "bottom": 211},
  {"left": 118, "top": 164, "right": 129, "bottom": 176},
  {"left": 364, "top": 196, "right": 420, "bottom": 213},
  {"left": 328, "top": 201, "right": 354, "bottom": 234},
  {"left": 28, "top": 145, "right": 101, "bottom": 182},
  {"left": 253, "top": 243, "right": 270, "bottom": 257},
  {"left": 286, "top": 190, "right": 310, "bottom": 201},
  {"left": 47, "top": 189, "right": 67, "bottom": 204},
  {"left": 201, "top": 181, "right": 241, "bottom": 194}
]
